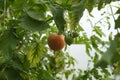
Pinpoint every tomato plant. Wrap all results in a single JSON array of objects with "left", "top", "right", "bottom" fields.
[{"left": 0, "top": 0, "right": 120, "bottom": 80}]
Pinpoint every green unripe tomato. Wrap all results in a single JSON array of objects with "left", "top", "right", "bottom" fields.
[
  {"left": 65, "top": 34, "right": 73, "bottom": 45},
  {"left": 72, "top": 32, "right": 79, "bottom": 38}
]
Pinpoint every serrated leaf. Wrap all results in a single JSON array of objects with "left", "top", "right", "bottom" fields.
[
  {"left": 27, "top": 42, "right": 43, "bottom": 67},
  {"left": 102, "top": 68, "right": 111, "bottom": 77},
  {"left": 95, "top": 38, "right": 117, "bottom": 68},
  {"left": 86, "top": 0, "right": 95, "bottom": 12},
  {"left": 115, "top": 15, "right": 120, "bottom": 29},
  {"left": 50, "top": 5, "right": 66, "bottom": 33},
  {"left": 98, "top": 0, "right": 112, "bottom": 10},
  {"left": 83, "top": 33, "right": 92, "bottom": 57},
  {"left": 94, "top": 26, "right": 105, "bottom": 37},
  {"left": 91, "top": 36, "right": 98, "bottom": 48},
  {"left": 37, "top": 68, "right": 54, "bottom": 80},
  {"left": 93, "top": 36, "right": 104, "bottom": 45},
  {"left": 19, "top": 15, "right": 49, "bottom": 32},
  {"left": 69, "top": 0, "right": 87, "bottom": 30}
]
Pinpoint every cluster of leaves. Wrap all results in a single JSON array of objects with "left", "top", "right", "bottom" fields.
[
  {"left": 96, "top": 7, "right": 120, "bottom": 76},
  {"left": 0, "top": 0, "right": 75, "bottom": 79},
  {"left": 0, "top": 0, "right": 120, "bottom": 80}
]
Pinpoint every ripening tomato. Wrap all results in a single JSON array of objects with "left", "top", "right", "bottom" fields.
[{"left": 48, "top": 33, "right": 65, "bottom": 51}]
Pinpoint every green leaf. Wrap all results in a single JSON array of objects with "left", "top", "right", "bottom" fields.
[
  {"left": 116, "top": 8, "right": 120, "bottom": 14},
  {"left": 91, "top": 36, "right": 98, "bottom": 48},
  {"left": 12, "top": 0, "right": 26, "bottom": 10},
  {"left": 86, "top": 0, "right": 95, "bottom": 12},
  {"left": 61, "top": 0, "right": 72, "bottom": 9},
  {"left": 65, "top": 70, "right": 71, "bottom": 79},
  {"left": 26, "top": 2, "right": 47, "bottom": 21},
  {"left": 69, "top": 0, "right": 87, "bottom": 30},
  {"left": 0, "top": 29, "right": 18, "bottom": 50},
  {"left": 19, "top": 15, "right": 49, "bottom": 32},
  {"left": 93, "top": 53, "right": 99, "bottom": 63},
  {"left": 92, "top": 68, "right": 102, "bottom": 79},
  {"left": 0, "top": 28, "right": 18, "bottom": 64},
  {"left": 26, "top": 9, "right": 46, "bottom": 21},
  {"left": 102, "top": 40, "right": 116, "bottom": 63},
  {"left": 50, "top": 5, "right": 66, "bottom": 33},
  {"left": 102, "top": 68, "right": 111, "bottom": 77},
  {"left": 95, "top": 38, "right": 117, "bottom": 68},
  {"left": 83, "top": 33, "right": 92, "bottom": 57},
  {"left": 4, "top": 68, "right": 23, "bottom": 80},
  {"left": 0, "top": 65, "right": 23, "bottom": 80},
  {"left": 37, "top": 68, "right": 54, "bottom": 80},
  {"left": 94, "top": 26, "right": 105, "bottom": 37},
  {"left": 112, "top": 62, "right": 120, "bottom": 74},
  {"left": 65, "top": 32, "right": 74, "bottom": 45},
  {"left": 98, "top": 0, "right": 112, "bottom": 10},
  {"left": 115, "top": 15, "right": 120, "bottom": 29},
  {"left": 90, "top": 36, "right": 103, "bottom": 54},
  {"left": 62, "top": 0, "right": 72, "bottom": 5},
  {"left": 0, "top": 0, "right": 4, "bottom": 12},
  {"left": 27, "top": 42, "right": 43, "bottom": 67},
  {"left": 95, "top": 60, "right": 108, "bottom": 68}
]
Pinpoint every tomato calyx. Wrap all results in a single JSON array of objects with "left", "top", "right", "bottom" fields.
[{"left": 65, "top": 31, "right": 79, "bottom": 45}]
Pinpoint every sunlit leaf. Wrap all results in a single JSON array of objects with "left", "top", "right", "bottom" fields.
[{"left": 27, "top": 42, "right": 43, "bottom": 67}]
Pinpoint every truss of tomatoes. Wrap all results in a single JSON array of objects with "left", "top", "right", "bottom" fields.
[{"left": 47, "top": 32, "right": 79, "bottom": 51}]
